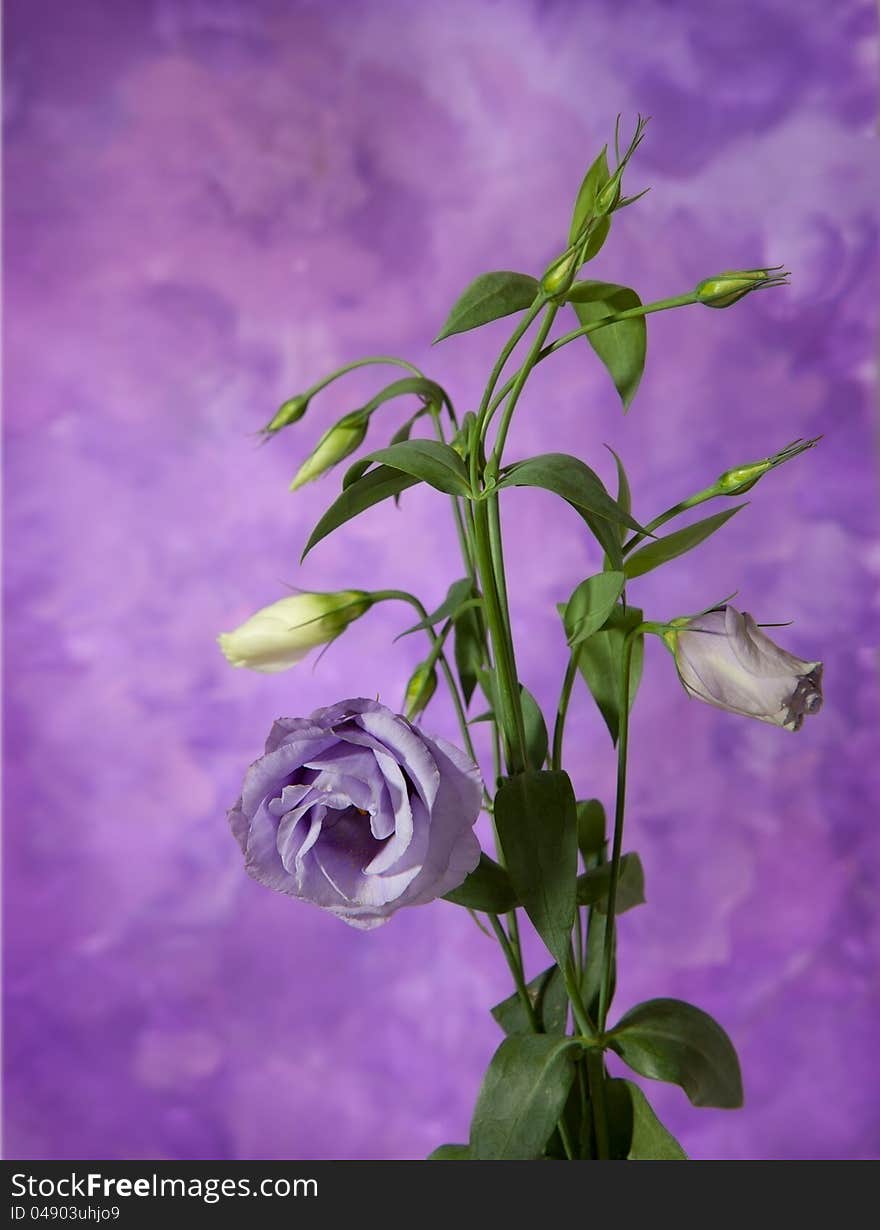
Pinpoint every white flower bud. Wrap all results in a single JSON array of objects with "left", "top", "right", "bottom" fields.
[
  {"left": 218, "top": 591, "right": 372, "bottom": 673},
  {"left": 289, "top": 411, "right": 368, "bottom": 491},
  {"left": 668, "top": 605, "right": 823, "bottom": 731}
]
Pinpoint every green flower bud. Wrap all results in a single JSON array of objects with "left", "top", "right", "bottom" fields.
[
  {"left": 290, "top": 410, "right": 369, "bottom": 491},
  {"left": 695, "top": 267, "right": 789, "bottom": 309},
  {"left": 263, "top": 394, "right": 309, "bottom": 434},
  {"left": 218, "top": 590, "right": 372, "bottom": 673},
  {"left": 404, "top": 659, "right": 438, "bottom": 720},
  {"left": 541, "top": 248, "right": 579, "bottom": 298},
  {"left": 594, "top": 170, "right": 622, "bottom": 217},
  {"left": 716, "top": 437, "right": 820, "bottom": 496}
]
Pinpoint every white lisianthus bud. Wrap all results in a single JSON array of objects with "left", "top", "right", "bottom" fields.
[
  {"left": 666, "top": 605, "right": 823, "bottom": 731},
  {"left": 290, "top": 411, "right": 369, "bottom": 491},
  {"left": 218, "top": 591, "right": 372, "bottom": 673}
]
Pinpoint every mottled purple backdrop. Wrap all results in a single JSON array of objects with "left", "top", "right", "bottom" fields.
[{"left": 4, "top": 0, "right": 879, "bottom": 1161}]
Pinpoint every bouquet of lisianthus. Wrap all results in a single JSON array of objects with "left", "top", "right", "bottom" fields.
[{"left": 218, "top": 119, "right": 822, "bottom": 1161}]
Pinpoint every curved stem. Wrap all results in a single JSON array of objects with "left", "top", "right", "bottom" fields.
[
  {"left": 552, "top": 653, "right": 579, "bottom": 771},
  {"left": 621, "top": 486, "right": 715, "bottom": 555},
  {"left": 304, "top": 354, "right": 423, "bottom": 397}
]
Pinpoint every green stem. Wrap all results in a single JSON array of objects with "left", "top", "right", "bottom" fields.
[
  {"left": 622, "top": 486, "right": 716, "bottom": 554},
  {"left": 552, "top": 653, "right": 579, "bottom": 772},
  {"left": 597, "top": 627, "right": 641, "bottom": 1033},
  {"left": 486, "top": 304, "right": 559, "bottom": 461},
  {"left": 585, "top": 1052, "right": 610, "bottom": 1161},
  {"left": 304, "top": 354, "right": 423, "bottom": 397},
  {"left": 486, "top": 292, "right": 698, "bottom": 421}
]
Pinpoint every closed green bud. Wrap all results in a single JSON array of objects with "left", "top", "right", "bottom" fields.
[
  {"left": 290, "top": 410, "right": 369, "bottom": 490},
  {"left": 594, "top": 170, "right": 622, "bottom": 217},
  {"left": 716, "top": 437, "right": 820, "bottom": 496},
  {"left": 264, "top": 394, "right": 309, "bottom": 434},
  {"left": 541, "top": 248, "right": 579, "bottom": 298},
  {"left": 404, "top": 659, "right": 438, "bottom": 720},
  {"left": 695, "top": 267, "right": 789, "bottom": 309}
]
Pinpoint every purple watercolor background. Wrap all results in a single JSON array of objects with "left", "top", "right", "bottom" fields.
[{"left": 3, "top": 0, "right": 879, "bottom": 1161}]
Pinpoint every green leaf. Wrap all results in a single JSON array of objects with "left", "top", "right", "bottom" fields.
[
  {"left": 569, "top": 147, "right": 611, "bottom": 246},
  {"left": 341, "top": 457, "right": 372, "bottom": 489},
  {"left": 491, "top": 964, "right": 569, "bottom": 1037},
  {"left": 469, "top": 1035, "right": 579, "bottom": 1160},
  {"left": 396, "top": 578, "right": 475, "bottom": 639},
  {"left": 453, "top": 602, "right": 483, "bottom": 706},
  {"left": 498, "top": 453, "right": 644, "bottom": 535},
  {"left": 624, "top": 505, "right": 747, "bottom": 580},
  {"left": 389, "top": 409, "right": 429, "bottom": 447},
  {"left": 576, "top": 852, "right": 645, "bottom": 913},
  {"left": 574, "top": 604, "right": 644, "bottom": 745},
  {"left": 362, "top": 376, "right": 445, "bottom": 415},
  {"left": 562, "top": 571, "right": 626, "bottom": 648},
  {"left": 434, "top": 271, "right": 541, "bottom": 343},
  {"left": 566, "top": 280, "right": 647, "bottom": 410},
  {"left": 608, "top": 998, "right": 744, "bottom": 1109},
  {"left": 604, "top": 1079, "right": 688, "bottom": 1160},
  {"left": 576, "top": 799, "right": 606, "bottom": 864},
  {"left": 427, "top": 1144, "right": 471, "bottom": 1160},
  {"left": 494, "top": 770, "right": 578, "bottom": 968},
  {"left": 606, "top": 445, "right": 632, "bottom": 546},
  {"left": 366, "top": 439, "right": 471, "bottom": 496},
  {"left": 520, "top": 685, "right": 549, "bottom": 772},
  {"left": 442, "top": 853, "right": 517, "bottom": 914},
  {"left": 302, "top": 465, "right": 417, "bottom": 559},
  {"left": 582, "top": 908, "right": 612, "bottom": 1020}
]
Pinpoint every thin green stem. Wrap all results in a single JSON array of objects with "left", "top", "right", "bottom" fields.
[
  {"left": 622, "top": 487, "right": 716, "bottom": 554},
  {"left": 486, "top": 292, "right": 698, "bottom": 422},
  {"left": 585, "top": 1051, "right": 610, "bottom": 1161},
  {"left": 304, "top": 354, "right": 423, "bottom": 397},
  {"left": 552, "top": 653, "right": 579, "bottom": 772},
  {"left": 489, "top": 914, "right": 537, "bottom": 1030},
  {"left": 486, "top": 303, "right": 558, "bottom": 462},
  {"left": 597, "top": 627, "right": 641, "bottom": 1032}
]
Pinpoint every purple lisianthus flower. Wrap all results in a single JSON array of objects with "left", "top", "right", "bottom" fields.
[{"left": 229, "top": 698, "right": 483, "bottom": 929}]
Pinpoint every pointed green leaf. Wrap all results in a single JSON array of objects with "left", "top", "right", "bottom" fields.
[
  {"left": 396, "top": 578, "right": 476, "bottom": 639},
  {"left": 453, "top": 602, "right": 483, "bottom": 706},
  {"left": 302, "top": 465, "right": 417, "bottom": 559},
  {"left": 434, "top": 271, "right": 540, "bottom": 343},
  {"left": 498, "top": 453, "right": 644, "bottom": 535},
  {"left": 362, "top": 376, "right": 445, "bottom": 414},
  {"left": 469, "top": 1035, "right": 579, "bottom": 1160},
  {"left": 566, "top": 280, "right": 647, "bottom": 410},
  {"left": 427, "top": 1144, "right": 471, "bottom": 1160},
  {"left": 494, "top": 770, "right": 578, "bottom": 968},
  {"left": 576, "top": 799, "right": 606, "bottom": 865},
  {"left": 604, "top": 1079, "right": 688, "bottom": 1160},
  {"left": 608, "top": 998, "right": 744, "bottom": 1109},
  {"left": 366, "top": 439, "right": 471, "bottom": 496},
  {"left": 624, "top": 505, "right": 747, "bottom": 580},
  {"left": 341, "top": 457, "right": 372, "bottom": 489},
  {"left": 491, "top": 964, "right": 569, "bottom": 1037},
  {"left": 562, "top": 571, "right": 626, "bottom": 648},
  {"left": 520, "top": 685, "right": 549, "bottom": 772},
  {"left": 569, "top": 147, "right": 611, "bottom": 245},
  {"left": 606, "top": 445, "right": 632, "bottom": 546},
  {"left": 575, "top": 604, "right": 644, "bottom": 745},
  {"left": 582, "top": 907, "right": 613, "bottom": 1020},
  {"left": 389, "top": 409, "right": 429, "bottom": 447},
  {"left": 576, "top": 852, "right": 645, "bottom": 913},
  {"left": 442, "top": 853, "right": 517, "bottom": 914}
]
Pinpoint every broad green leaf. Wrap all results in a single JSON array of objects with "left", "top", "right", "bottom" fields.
[
  {"left": 366, "top": 439, "right": 471, "bottom": 496},
  {"left": 427, "top": 1144, "right": 471, "bottom": 1160},
  {"left": 362, "top": 376, "right": 446, "bottom": 415},
  {"left": 576, "top": 799, "right": 606, "bottom": 864},
  {"left": 608, "top": 998, "right": 744, "bottom": 1109},
  {"left": 604, "top": 1079, "right": 688, "bottom": 1160},
  {"left": 302, "top": 465, "right": 417, "bottom": 559},
  {"left": 520, "top": 685, "right": 549, "bottom": 772},
  {"left": 396, "top": 578, "right": 476, "bottom": 639},
  {"left": 494, "top": 770, "right": 578, "bottom": 968},
  {"left": 562, "top": 571, "right": 626, "bottom": 648},
  {"left": 498, "top": 453, "right": 644, "bottom": 535},
  {"left": 566, "top": 280, "right": 647, "bottom": 411},
  {"left": 575, "top": 604, "right": 644, "bottom": 745},
  {"left": 434, "top": 271, "right": 541, "bottom": 343},
  {"left": 576, "top": 852, "right": 645, "bottom": 913},
  {"left": 469, "top": 1035, "right": 579, "bottom": 1160},
  {"left": 491, "top": 964, "right": 569, "bottom": 1037},
  {"left": 454, "top": 602, "right": 483, "bottom": 706},
  {"left": 624, "top": 505, "right": 746, "bottom": 580},
  {"left": 442, "top": 853, "right": 517, "bottom": 914},
  {"left": 569, "top": 147, "right": 611, "bottom": 249}
]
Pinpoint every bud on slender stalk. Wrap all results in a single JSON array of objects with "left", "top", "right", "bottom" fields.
[
  {"left": 290, "top": 411, "right": 369, "bottom": 490},
  {"left": 665, "top": 605, "right": 823, "bottom": 731},
  {"left": 404, "top": 659, "right": 438, "bottom": 720},
  {"left": 714, "top": 437, "right": 821, "bottom": 496},
  {"left": 218, "top": 591, "right": 372, "bottom": 673},
  {"left": 695, "top": 267, "right": 789, "bottom": 309},
  {"left": 263, "top": 394, "right": 310, "bottom": 435}
]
